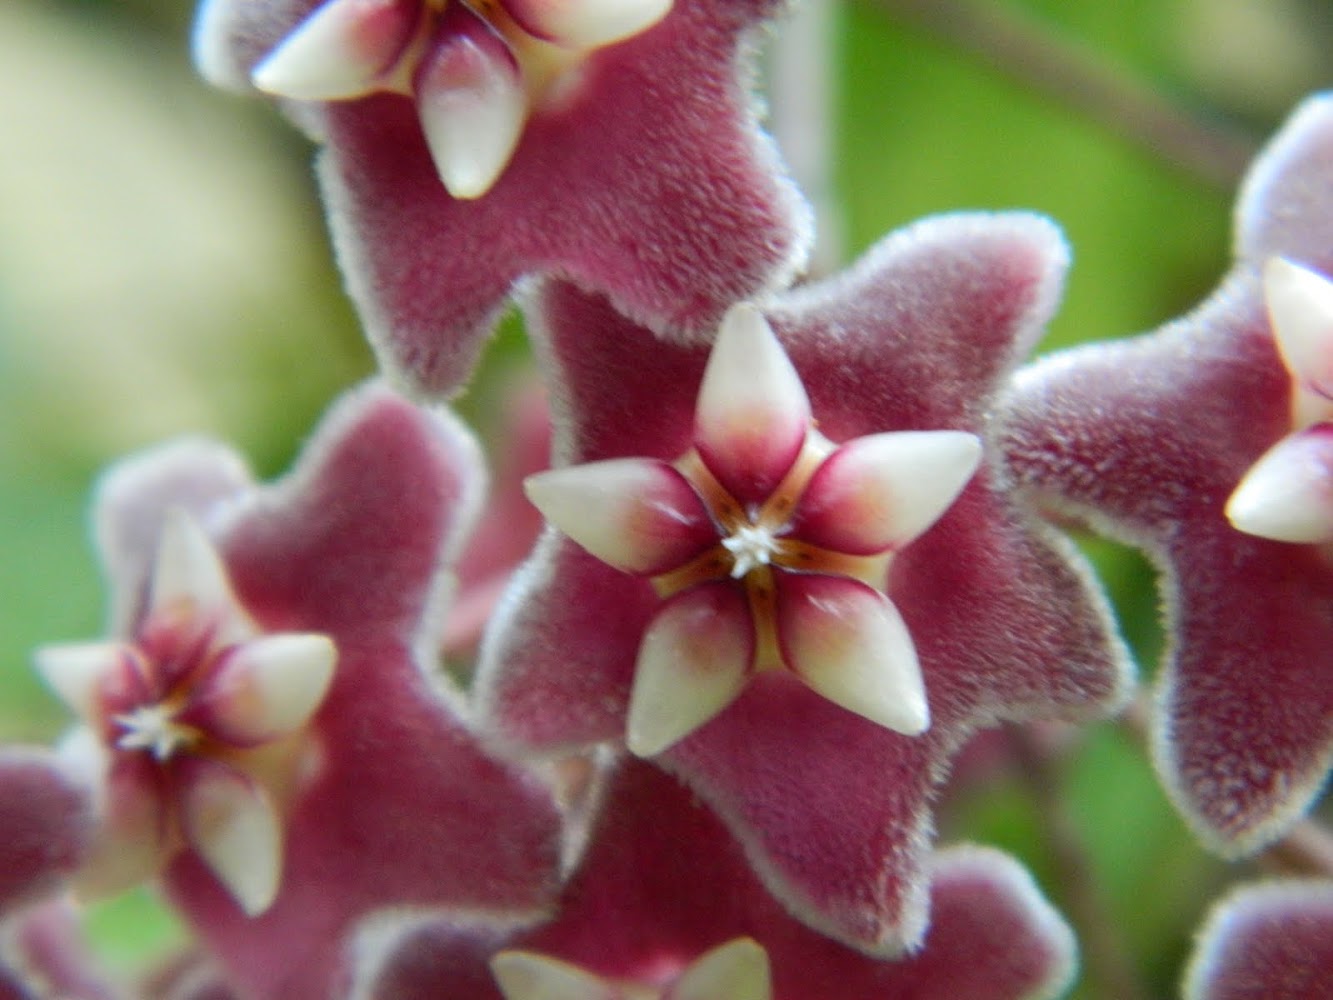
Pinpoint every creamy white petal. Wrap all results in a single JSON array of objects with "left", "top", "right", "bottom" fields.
[
  {"left": 670, "top": 938, "right": 771, "bottom": 1000},
  {"left": 795, "top": 430, "right": 982, "bottom": 554},
  {"left": 780, "top": 576, "right": 928, "bottom": 736},
  {"left": 416, "top": 30, "right": 528, "bottom": 200},
  {"left": 1265, "top": 257, "right": 1333, "bottom": 427},
  {"left": 179, "top": 760, "right": 283, "bottom": 917},
  {"left": 33, "top": 641, "right": 126, "bottom": 720},
  {"left": 490, "top": 951, "right": 620, "bottom": 1000},
  {"left": 627, "top": 585, "right": 752, "bottom": 757},
  {"left": 506, "top": 0, "right": 672, "bottom": 49},
  {"left": 694, "top": 304, "right": 810, "bottom": 501},
  {"left": 525, "top": 458, "right": 713, "bottom": 574},
  {"left": 190, "top": 633, "right": 337, "bottom": 745},
  {"left": 1226, "top": 429, "right": 1333, "bottom": 543},
  {"left": 148, "top": 509, "right": 251, "bottom": 645},
  {"left": 251, "top": 0, "right": 416, "bottom": 100}
]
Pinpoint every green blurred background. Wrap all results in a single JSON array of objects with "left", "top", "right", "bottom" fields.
[{"left": 0, "top": 0, "right": 1328, "bottom": 994}]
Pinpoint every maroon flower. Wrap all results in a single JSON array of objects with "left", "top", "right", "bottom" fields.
[
  {"left": 1184, "top": 879, "right": 1333, "bottom": 1000},
  {"left": 350, "top": 760, "right": 1077, "bottom": 1000},
  {"left": 476, "top": 213, "right": 1130, "bottom": 951},
  {"left": 0, "top": 749, "right": 94, "bottom": 918},
  {"left": 38, "top": 383, "right": 565, "bottom": 1000},
  {"left": 193, "top": 0, "right": 811, "bottom": 395},
  {"left": 998, "top": 94, "right": 1333, "bottom": 856}
]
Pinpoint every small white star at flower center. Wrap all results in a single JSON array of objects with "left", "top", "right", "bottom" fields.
[
  {"left": 722, "top": 523, "right": 779, "bottom": 578},
  {"left": 114, "top": 703, "right": 197, "bottom": 761}
]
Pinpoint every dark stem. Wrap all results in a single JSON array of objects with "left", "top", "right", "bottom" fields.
[
  {"left": 865, "top": 0, "right": 1260, "bottom": 189},
  {"left": 1011, "top": 726, "right": 1152, "bottom": 1000}
]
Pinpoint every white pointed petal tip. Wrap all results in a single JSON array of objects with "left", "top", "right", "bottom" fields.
[
  {"left": 416, "top": 32, "right": 529, "bottom": 199},
  {"left": 672, "top": 938, "right": 771, "bottom": 1000},
  {"left": 34, "top": 642, "right": 124, "bottom": 719},
  {"left": 194, "top": 634, "right": 337, "bottom": 744},
  {"left": 525, "top": 459, "right": 710, "bottom": 574},
  {"left": 509, "top": 0, "right": 672, "bottom": 49},
  {"left": 782, "top": 579, "right": 929, "bottom": 736},
  {"left": 180, "top": 762, "right": 283, "bottom": 916},
  {"left": 1264, "top": 257, "right": 1333, "bottom": 408},
  {"left": 491, "top": 950, "right": 619, "bottom": 1000},
  {"left": 627, "top": 587, "right": 752, "bottom": 757},
  {"left": 694, "top": 305, "right": 811, "bottom": 497},
  {"left": 251, "top": 0, "right": 415, "bottom": 100},
  {"left": 149, "top": 509, "right": 249, "bottom": 640},
  {"left": 799, "top": 430, "right": 981, "bottom": 554},
  {"left": 1226, "top": 430, "right": 1333, "bottom": 543}
]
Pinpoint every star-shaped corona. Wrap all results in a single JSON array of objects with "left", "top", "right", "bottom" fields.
[
  {"left": 35, "top": 509, "right": 336, "bottom": 917},
  {"left": 1226, "top": 257, "right": 1333, "bottom": 542},
  {"left": 250, "top": 0, "right": 671, "bottom": 199},
  {"left": 524, "top": 304, "right": 981, "bottom": 756},
  {"left": 492, "top": 938, "right": 771, "bottom": 1000}
]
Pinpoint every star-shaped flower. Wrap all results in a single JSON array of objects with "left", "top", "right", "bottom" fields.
[
  {"left": 41, "top": 383, "right": 565, "bottom": 1000},
  {"left": 193, "top": 0, "right": 811, "bottom": 395},
  {"left": 1184, "top": 880, "right": 1333, "bottom": 1000},
  {"left": 997, "top": 93, "right": 1333, "bottom": 856},
  {"left": 347, "top": 760, "right": 1077, "bottom": 1000},
  {"left": 476, "top": 213, "right": 1131, "bottom": 951}
]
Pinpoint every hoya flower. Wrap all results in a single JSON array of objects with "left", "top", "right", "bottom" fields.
[
  {"left": 36, "top": 507, "right": 338, "bottom": 918},
  {"left": 477, "top": 213, "right": 1131, "bottom": 951},
  {"left": 349, "top": 760, "right": 1077, "bottom": 1000},
  {"left": 1183, "top": 880, "right": 1333, "bottom": 1000},
  {"left": 193, "top": 0, "right": 810, "bottom": 395},
  {"left": 40, "top": 383, "right": 564, "bottom": 1000},
  {"left": 998, "top": 93, "right": 1333, "bottom": 855}
]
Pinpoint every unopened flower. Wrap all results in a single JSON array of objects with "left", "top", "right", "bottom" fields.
[
  {"left": 998, "top": 94, "right": 1333, "bottom": 855},
  {"left": 478, "top": 213, "right": 1130, "bottom": 951}
]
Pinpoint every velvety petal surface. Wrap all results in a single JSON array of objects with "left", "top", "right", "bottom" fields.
[
  {"left": 0, "top": 749, "right": 95, "bottom": 916},
  {"left": 1184, "top": 880, "right": 1333, "bottom": 1000},
  {"left": 478, "top": 213, "right": 1131, "bottom": 950},
  {"left": 90, "top": 383, "right": 564, "bottom": 1000},
  {"left": 351, "top": 760, "right": 1076, "bottom": 1000},
  {"left": 998, "top": 93, "right": 1333, "bottom": 855},
  {"left": 197, "top": 0, "right": 810, "bottom": 395}
]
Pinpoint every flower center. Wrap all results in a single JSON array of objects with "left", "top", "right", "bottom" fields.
[
  {"left": 114, "top": 701, "right": 198, "bottom": 762},
  {"left": 721, "top": 522, "right": 780, "bottom": 578}
]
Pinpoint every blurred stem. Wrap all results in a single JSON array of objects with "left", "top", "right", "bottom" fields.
[
  {"left": 865, "top": 0, "right": 1259, "bottom": 189},
  {"left": 767, "top": 0, "right": 843, "bottom": 276},
  {"left": 1011, "top": 727, "right": 1150, "bottom": 1000}
]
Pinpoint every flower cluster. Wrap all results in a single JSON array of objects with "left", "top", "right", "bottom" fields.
[{"left": 5, "top": 0, "right": 1333, "bottom": 997}]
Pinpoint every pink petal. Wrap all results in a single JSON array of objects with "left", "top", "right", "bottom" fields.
[
  {"left": 0, "top": 749, "right": 95, "bottom": 915},
  {"left": 525, "top": 458, "right": 715, "bottom": 575},
  {"left": 775, "top": 573, "right": 928, "bottom": 736},
  {"left": 502, "top": 0, "right": 671, "bottom": 48},
  {"left": 627, "top": 582, "right": 753, "bottom": 756},
  {"left": 252, "top": 0, "right": 421, "bottom": 100},
  {"left": 147, "top": 510, "right": 254, "bottom": 649},
  {"left": 1185, "top": 880, "right": 1333, "bottom": 1000},
  {"left": 694, "top": 305, "right": 811, "bottom": 506},
  {"left": 1226, "top": 424, "right": 1333, "bottom": 542},
  {"left": 414, "top": 8, "right": 529, "bottom": 200},
  {"left": 73, "top": 747, "right": 169, "bottom": 902},
  {"left": 790, "top": 430, "right": 981, "bottom": 555}
]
